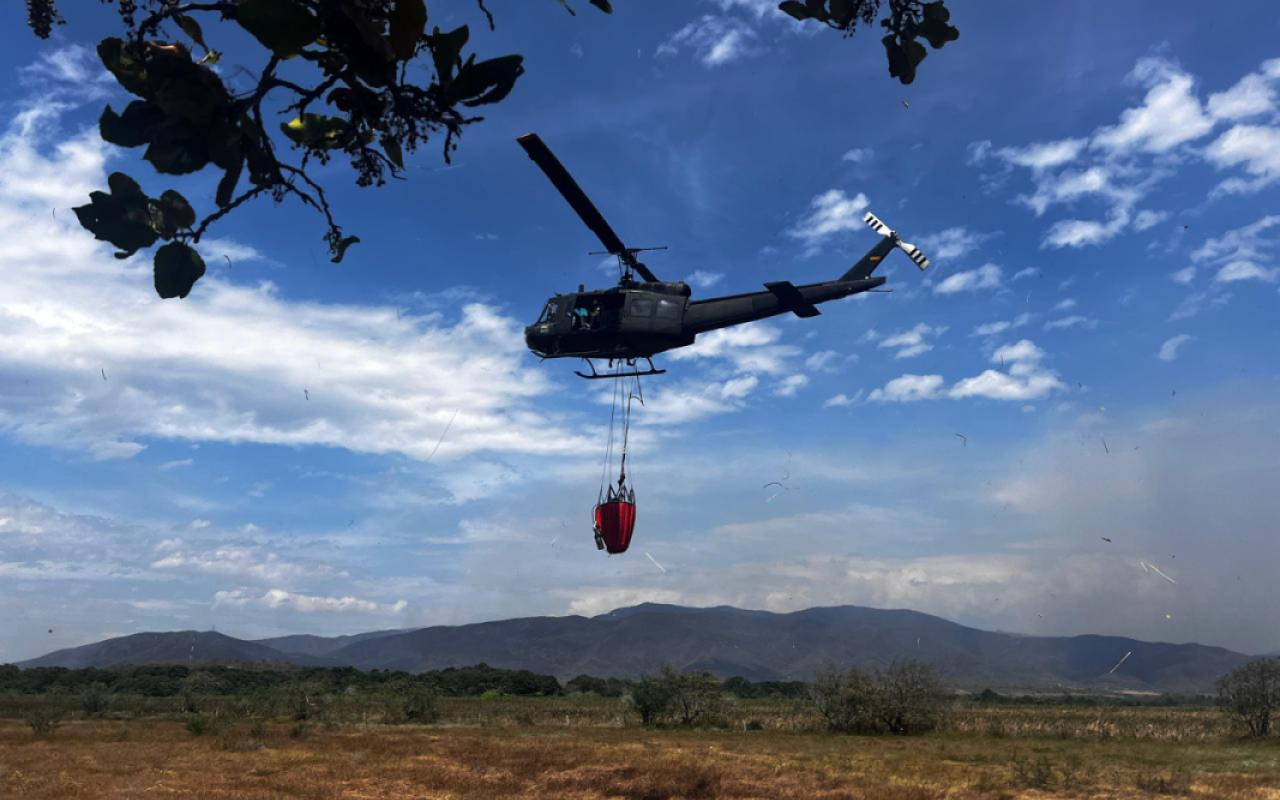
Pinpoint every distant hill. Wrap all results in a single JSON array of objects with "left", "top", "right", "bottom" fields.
[
  {"left": 255, "top": 628, "right": 414, "bottom": 658},
  {"left": 15, "top": 604, "right": 1251, "bottom": 692},
  {"left": 17, "top": 631, "right": 330, "bottom": 669}
]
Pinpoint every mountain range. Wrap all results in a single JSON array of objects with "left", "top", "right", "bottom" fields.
[{"left": 16, "top": 604, "right": 1252, "bottom": 693}]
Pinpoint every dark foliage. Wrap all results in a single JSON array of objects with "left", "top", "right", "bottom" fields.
[
  {"left": 26, "top": 1, "right": 957, "bottom": 299},
  {"left": 807, "top": 659, "right": 948, "bottom": 735},
  {"left": 1217, "top": 657, "right": 1280, "bottom": 737}
]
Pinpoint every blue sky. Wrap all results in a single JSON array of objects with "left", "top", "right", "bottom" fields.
[{"left": 1, "top": 1, "right": 1279, "bottom": 663}]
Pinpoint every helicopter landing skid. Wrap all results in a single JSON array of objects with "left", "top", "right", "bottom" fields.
[{"left": 575, "top": 357, "right": 666, "bottom": 380}]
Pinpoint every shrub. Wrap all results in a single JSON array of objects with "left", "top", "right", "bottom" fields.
[
  {"left": 807, "top": 659, "right": 948, "bottom": 735},
  {"left": 381, "top": 678, "right": 439, "bottom": 724},
  {"left": 807, "top": 665, "right": 880, "bottom": 734},
  {"left": 1217, "top": 657, "right": 1280, "bottom": 738},
  {"left": 185, "top": 716, "right": 210, "bottom": 736},
  {"left": 80, "top": 682, "right": 110, "bottom": 716},
  {"left": 629, "top": 670, "right": 676, "bottom": 726},
  {"left": 874, "top": 659, "right": 948, "bottom": 735},
  {"left": 24, "top": 707, "right": 63, "bottom": 737}
]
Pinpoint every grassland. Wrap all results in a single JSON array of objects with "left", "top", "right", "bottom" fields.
[{"left": 2, "top": 699, "right": 1279, "bottom": 799}]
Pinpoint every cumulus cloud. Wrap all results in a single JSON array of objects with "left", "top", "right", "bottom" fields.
[
  {"left": 686, "top": 270, "right": 724, "bottom": 288},
  {"left": 867, "top": 374, "right": 944, "bottom": 403},
  {"left": 1170, "top": 266, "right": 1196, "bottom": 284},
  {"left": 934, "top": 263, "right": 1001, "bottom": 294},
  {"left": 948, "top": 340, "right": 1065, "bottom": 401},
  {"left": 875, "top": 323, "right": 947, "bottom": 359},
  {"left": 786, "top": 189, "right": 870, "bottom": 254},
  {"left": 823, "top": 392, "right": 857, "bottom": 408},
  {"left": 1157, "top": 334, "right": 1194, "bottom": 362},
  {"left": 773, "top": 374, "right": 809, "bottom": 397},
  {"left": 0, "top": 100, "right": 598, "bottom": 464},
  {"left": 919, "top": 227, "right": 988, "bottom": 261},
  {"left": 1092, "top": 57, "right": 1214, "bottom": 154},
  {"left": 668, "top": 322, "right": 799, "bottom": 375},
  {"left": 841, "top": 147, "right": 874, "bottom": 164},
  {"left": 972, "top": 312, "right": 1032, "bottom": 337},
  {"left": 974, "top": 56, "right": 1280, "bottom": 248},
  {"left": 214, "top": 588, "right": 407, "bottom": 615}
]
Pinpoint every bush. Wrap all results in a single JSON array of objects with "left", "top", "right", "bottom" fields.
[
  {"left": 874, "top": 659, "right": 948, "bottom": 735},
  {"left": 80, "top": 682, "right": 110, "bottom": 716},
  {"left": 1217, "top": 657, "right": 1280, "bottom": 738},
  {"left": 24, "top": 707, "right": 63, "bottom": 737},
  {"left": 806, "top": 659, "right": 948, "bottom": 735},
  {"left": 627, "top": 666, "right": 724, "bottom": 727},
  {"left": 808, "top": 665, "right": 880, "bottom": 733},
  {"left": 185, "top": 716, "right": 210, "bottom": 736},
  {"left": 380, "top": 678, "right": 439, "bottom": 724},
  {"left": 629, "top": 672, "right": 674, "bottom": 726}
]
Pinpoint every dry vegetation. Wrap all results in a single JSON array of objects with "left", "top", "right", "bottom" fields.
[{"left": 2, "top": 704, "right": 1279, "bottom": 800}]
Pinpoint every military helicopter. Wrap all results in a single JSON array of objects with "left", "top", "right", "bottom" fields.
[{"left": 518, "top": 133, "right": 932, "bottom": 379}]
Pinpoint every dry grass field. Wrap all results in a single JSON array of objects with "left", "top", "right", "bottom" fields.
[{"left": 2, "top": 712, "right": 1278, "bottom": 800}]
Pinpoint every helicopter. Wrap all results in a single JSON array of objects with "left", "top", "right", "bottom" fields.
[{"left": 518, "top": 133, "right": 932, "bottom": 379}]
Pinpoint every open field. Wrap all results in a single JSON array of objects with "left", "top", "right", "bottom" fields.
[{"left": 2, "top": 711, "right": 1278, "bottom": 800}]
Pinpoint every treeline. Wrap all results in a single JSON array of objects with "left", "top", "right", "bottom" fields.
[
  {"left": 968, "top": 688, "right": 1216, "bottom": 707},
  {"left": 0, "top": 663, "right": 803, "bottom": 700}
]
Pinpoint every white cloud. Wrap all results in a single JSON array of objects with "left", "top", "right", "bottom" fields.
[
  {"left": 1192, "top": 215, "right": 1280, "bottom": 264},
  {"left": 158, "top": 459, "right": 193, "bottom": 471},
  {"left": 1132, "top": 209, "right": 1167, "bottom": 231},
  {"left": 1205, "top": 125, "right": 1280, "bottom": 193},
  {"left": 0, "top": 101, "right": 599, "bottom": 465},
  {"left": 997, "top": 138, "right": 1087, "bottom": 170},
  {"left": 1043, "top": 315, "right": 1098, "bottom": 330},
  {"left": 1052, "top": 298, "right": 1077, "bottom": 312},
  {"left": 919, "top": 227, "right": 987, "bottom": 261},
  {"left": 1207, "top": 72, "right": 1277, "bottom": 121},
  {"left": 153, "top": 546, "right": 340, "bottom": 583},
  {"left": 657, "top": 15, "right": 759, "bottom": 67},
  {"left": 876, "top": 323, "right": 947, "bottom": 359},
  {"left": 841, "top": 147, "right": 874, "bottom": 164},
  {"left": 1170, "top": 266, "right": 1196, "bottom": 284},
  {"left": 1215, "top": 260, "right": 1278, "bottom": 283},
  {"left": 867, "top": 374, "right": 944, "bottom": 403},
  {"left": 787, "top": 189, "right": 870, "bottom": 253},
  {"left": 773, "top": 374, "right": 809, "bottom": 397},
  {"left": 804, "top": 350, "right": 842, "bottom": 372},
  {"left": 823, "top": 392, "right": 857, "bottom": 408},
  {"left": 1157, "top": 334, "right": 1193, "bottom": 362},
  {"left": 638, "top": 375, "right": 761, "bottom": 425},
  {"left": 948, "top": 340, "right": 1065, "bottom": 402},
  {"left": 686, "top": 270, "right": 724, "bottom": 288},
  {"left": 669, "top": 322, "right": 798, "bottom": 375},
  {"left": 215, "top": 588, "right": 406, "bottom": 615},
  {"left": 1092, "top": 57, "right": 1214, "bottom": 154},
  {"left": 933, "top": 263, "right": 1001, "bottom": 294},
  {"left": 1042, "top": 210, "right": 1130, "bottom": 249},
  {"left": 1012, "top": 267, "right": 1039, "bottom": 281}
]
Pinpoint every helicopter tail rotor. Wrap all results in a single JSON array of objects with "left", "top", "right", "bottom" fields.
[{"left": 863, "top": 211, "right": 930, "bottom": 270}]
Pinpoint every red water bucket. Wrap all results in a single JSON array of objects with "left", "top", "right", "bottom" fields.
[{"left": 594, "top": 500, "right": 637, "bottom": 554}]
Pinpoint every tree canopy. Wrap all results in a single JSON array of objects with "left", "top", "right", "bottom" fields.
[{"left": 25, "top": 0, "right": 959, "bottom": 298}]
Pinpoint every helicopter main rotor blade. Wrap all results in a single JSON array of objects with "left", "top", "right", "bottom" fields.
[{"left": 517, "top": 133, "right": 627, "bottom": 256}]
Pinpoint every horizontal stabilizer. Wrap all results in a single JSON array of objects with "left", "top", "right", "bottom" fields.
[{"left": 764, "top": 281, "right": 821, "bottom": 318}]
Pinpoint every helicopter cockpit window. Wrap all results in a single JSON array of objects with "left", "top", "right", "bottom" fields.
[
  {"left": 540, "top": 301, "right": 559, "bottom": 323},
  {"left": 655, "top": 298, "right": 680, "bottom": 319},
  {"left": 628, "top": 297, "right": 654, "bottom": 317}
]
